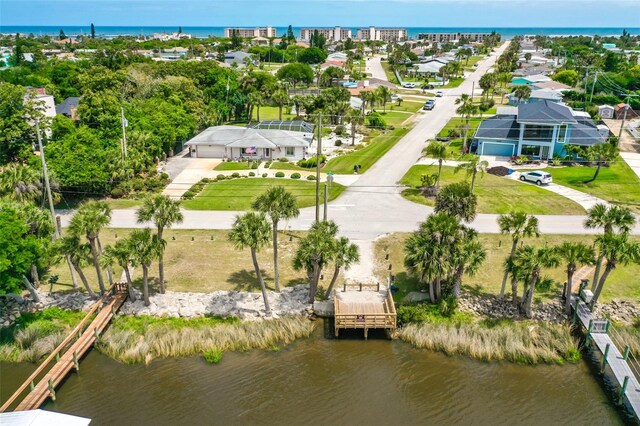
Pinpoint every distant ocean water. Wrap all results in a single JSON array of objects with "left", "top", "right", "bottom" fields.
[{"left": 1, "top": 26, "right": 639, "bottom": 40}]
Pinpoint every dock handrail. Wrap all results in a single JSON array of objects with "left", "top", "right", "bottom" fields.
[{"left": 0, "top": 284, "right": 118, "bottom": 413}]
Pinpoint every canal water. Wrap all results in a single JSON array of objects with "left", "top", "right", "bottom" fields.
[{"left": 0, "top": 328, "right": 623, "bottom": 425}]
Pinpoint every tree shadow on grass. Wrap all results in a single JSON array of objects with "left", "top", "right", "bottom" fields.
[{"left": 227, "top": 269, "right": 274, "bottom": 291}]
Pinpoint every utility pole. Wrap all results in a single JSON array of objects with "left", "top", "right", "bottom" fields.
[
  {"left": 323, "top": 183, "right": 328, "bottom": 221},
  {"left": 589, "top": 72, "right": 598, "bottom": 105},
  {"left": 315, "top": 114, "right": 322, "bottom": 222},
  {"left": 470, "top": 81, "right": 475, "bottom": 100},
  {"left": 618, "top": 95, "right": 639, "bottom": 140},
  {"left": 583, "top": 68, "right": 590, "bottom": 105},
  {"left": 120, "top": 106, "right": 128, "bottom": 159},
  {"left": 36, "top": 120, "right": 78, "bottom": 288}
]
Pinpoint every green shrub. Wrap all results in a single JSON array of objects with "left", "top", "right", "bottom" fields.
[
  {"left": 278, "top": 157, "right": 289, "bottom": 162},
  {"left": 265, "top": 161, "right": 272, "bottom": 168},
  {"left": 262, "top": 173, "right": 268, "bottom": 178},
  {"left": 182, "top": 190, "right": 196, "bottom": 200},
  {"left": 217, "top": 174, "right": 226, "bottom": 180},
  {"left": 201, "top": 178, "right": 210, "bottom": 184},
  {"left": 291, "top": 172, "right": 301, "bottom": 179},
  {"left": 203, "top": 348, "right": 223, "bottom": 364},
  {"left": 275, "top": 172, "right": 285, "bottom": 178},
  {"left": 110, "top": 188, "right": 125, "bottom": 199},
  {"left": 297, "top": 155, "right": 326, "bottom": 168},
  {"left": 251, "top": 161, "right": 260, "bottom": 169},
  {"left": 397, "top": 304, "right": 432, "bottom": 326},
  {"left": 160, "top": 172, "right": 170, "bottom": 181},
  {"left": 335, "top": 140, "right": 343, "bottom": 147},
  {"left": 479, "top": 98, "right": 495, "bottom": 112},
  {"left": 306, "top": 175, "right": 317, "bottom": 181},
  {"left": 334, "top": 125, "right": 346, "bottom": 135},
  {"left": 249, "top": 172, "right": 256, "bottom": 177},
  {"left": 231, "top": 172, "right": 240, "bottom": 178},
  {"left": 366, "top": 112, "right": 387, "bottom": 129}
]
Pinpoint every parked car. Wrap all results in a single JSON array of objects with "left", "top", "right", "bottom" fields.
[
  {"left": 402, "top": 82, "right": 417, "bottom": 88},
  {"left": 423, "top": 100, "right": 436, "bottom": 110},
  {"left": 435, "top": 91, "right": 443, "bottom": 97},
  {"left": 519, "top": 171, "right": 552, "bottom": 185},
  {"left": 391, "top": 94, "right": 403, "bottom": 101},
  {"left": 473, "top": 63, "right": 479, "bottom": 68}
]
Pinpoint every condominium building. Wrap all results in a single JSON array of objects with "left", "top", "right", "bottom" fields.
[
  {"left": 356, "top": 27, "right": 407, "bottom": 42},
  {"left": 224, "top": 26, "right": 276, "bottom": 38},
  {"left": 300, "top": 27, "right": 353, "bottom": 42},
  {"left": 417, "top": 33, "right": 491, "bottom": 43}
]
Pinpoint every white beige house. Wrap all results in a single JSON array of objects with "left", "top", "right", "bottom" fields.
[{"left": 185, "top": 125, "right": 313, "bottom": 160}]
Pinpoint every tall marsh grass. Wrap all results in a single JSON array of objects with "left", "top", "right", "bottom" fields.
[
  {"left": 397, "top": 321, "right": 580, "bottom": 365},
  {"left": 96, "top": 315, "right": 315, "bottom": 364}
]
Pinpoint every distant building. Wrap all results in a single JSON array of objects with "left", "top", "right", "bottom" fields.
[
  {"left": 511, "top": 74, "right": 552, "bottom": 86},
  {"left": 418, "top": 33, "right": 492, "bottom": 43},
  {"left": 356, "top": 27, "right": 406, "bottom": 42},
  {"left": 224, "top": 27, "right": 276, "bottom": 38},
  {"left": 224, "top": 51, "right": 255, "bottom": 67},
  {"left": 24, "top": 88, "right": 56, "bottom": 137},
  {"left": 56, "top": 96, "right": 82, "bottom": 120},
  {"left": 598, "top": 104, "right": 615, "bottom": 119},
  {"left": 300, "top": 27, "right": 353, "bottom": 42}
]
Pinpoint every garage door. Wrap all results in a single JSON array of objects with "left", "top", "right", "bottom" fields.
[
  {"left": 195, "top": 145, "right": 225, "bottom": 158},
  {"left": 481, "top": 142, "right": 514, "bottom": 157}
]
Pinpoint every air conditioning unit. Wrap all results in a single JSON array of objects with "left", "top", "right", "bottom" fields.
[{"left": 580, "top": 289, "right": 593, "bottom": 304}]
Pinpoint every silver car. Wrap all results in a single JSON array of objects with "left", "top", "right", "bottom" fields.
[{"left": 519, "top": 171, "right": 552, "bottom": 185}]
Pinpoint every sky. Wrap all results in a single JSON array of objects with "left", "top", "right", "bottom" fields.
[{"left": 1, "top": 0, "right": 639, "bottom": 28}]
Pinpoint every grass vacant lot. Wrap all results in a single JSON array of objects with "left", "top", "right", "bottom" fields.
[
  {"left": 324, "top": 127, "right": 410, "bottom": 174},
  {"left": 380, "top": 61, "right": 399, "bottom": 84},
  {"left": 388, "top": 100, "right": 424, "bottom": 113},
  {"left": 251, "top": 106, "right": 294, "bottom": 121},
  {"left": 463, "top": 55, "right": 485, "bottom": 70},
  {"left": 214, "top": 161, "right": 259, "bottom": 171},
  {"left": 401, "top": 165, "right": 585, "bottom": 215},
  {"left": 376, "top": 111, "right": 413, "bottom": 127},
  {"left": 50, "top": 229, "right": 317, "bottom": 294},
  {"left": 549, "top": 159, "right": 640, "bottom": 214},
  {"left": 182, "top": 178, "right": 345, "bottom": 210},
  {"left": 374, "top": 233, "right": 640, "bottom": 304},
  {"left": 55, "top": 197, "right": 142, "bottom": 210},
  {"left": 437, "top": 117, "right": 485, "bottom": 138}
]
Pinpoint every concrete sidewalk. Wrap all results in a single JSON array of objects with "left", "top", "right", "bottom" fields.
[{"left": 621, "top": 152, "right": 640, "bottom": 180}]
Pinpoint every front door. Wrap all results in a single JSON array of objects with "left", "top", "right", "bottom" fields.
[
  {"left": 264, "top": 148, "right": 271, "bottom": 159},
  {"left": 541, "top": 146, "right": 550, "bottom": 160}
]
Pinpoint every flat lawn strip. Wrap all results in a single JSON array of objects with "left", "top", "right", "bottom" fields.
[
  {"left": 181, "top": 177, "right": 345, "bottom": 210},
  {"left": 442, "top": 78, "right": 464, "bottom": 88},
  {"left": 214, "top": 161, "right": 258, "bottom": 171},
  {"left": 323, "top": 127, "right": 411, "bottom": 174},
  {"left": 389, "top": 100, "right": 424, "bottom": 113},
  {"left": 268, "top": 161, "right": 308, "bottom": 171},
  {"left": 380, "top": 61, "right": 400, "bottom": 84},
  {"left": 463, "top": 55, "right": 485, "bottom": 70},
  {"left": 251, "top": 106, "right": 295, "bottom": 121},
  {"left": 548, "top": 159, "right": 640, "bottom": 214},
  {"left": 50, "top": 229, "right": 318, "bottom": 294},
  {"left": 376, "top": 111, "right": 413, "bottom": 127},
  {"left": 400, "top": 165, "right": 585, "bottom": 215},
  {"left": 55, "top": 197, "right": 142, "bottom": 210},
  {"left": 437, "top": 117, "right": 485, "bottom": 138},
  {"left": 374, "top": 233, "right": 640, "bottom": 304}
]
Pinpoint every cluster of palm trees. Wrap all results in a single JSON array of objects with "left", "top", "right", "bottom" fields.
[
  {"left": 60, "top": 194, "right": 183, "bottom": 306},
  {"left": 228, "top": 186, "right": 359, "bottom": 314},
  {"left": 358, "top": 86, "right": 393, "bottom": 114}
]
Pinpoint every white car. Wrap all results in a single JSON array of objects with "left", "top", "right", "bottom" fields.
[
  {"left": 391, "top": 94, "right": 403, "bottom": 101},
  {"left": 435, "top": 91, "right": 443, "bottom": 97},
  {"left": 519, "top": 171, "right": 552, "bottom": 185},
  {"left": 401, "top": 82, "right": 417, "bottom": 88}
]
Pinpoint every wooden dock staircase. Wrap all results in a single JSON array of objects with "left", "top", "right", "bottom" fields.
[{"left": 0, "top": 283, "right": 128, "bottom": 413}]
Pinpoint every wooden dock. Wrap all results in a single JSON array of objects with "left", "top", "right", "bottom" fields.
[
  {"left": 334, "top": 283, "right": 396, "bottom": 339},
  {"left": 573, "top": 298, "right": 640, "bottom": 419},
  {"left": 0, "top": 283, "right": 128, "bottom": 413}
]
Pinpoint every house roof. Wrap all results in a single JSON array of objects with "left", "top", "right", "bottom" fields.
[
  {"left": 529, "top": 89, "right": 563, "bottom": 101},
  {"left": 517, "top": 100, "right": 577, "bottom": 125},
  {"left": 55, "top": 96, "right": 81, "bottom": 116},
  {"left": 414, "top": 62, "right": 444, "bottom": 73},
  {"left": 249, "top": 120, "right": 315, "bottom": 133},
  {"left": 570, "top": 119, "right": 605, "bottom": 146},
  {"left": 474, "top": 116, "right": 520, "bottom": 140},
  {"left": 185, "top": 126, "right": 313, "bottom": 149},
  {"left": 533, "top": 81, "right": 571, "bottom": 91}
]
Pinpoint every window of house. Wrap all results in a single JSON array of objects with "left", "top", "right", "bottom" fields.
[
  {"left": 557, "top": 125, "right": 567, "bottom": 143},
  {"left": 523, "top": 125, "right": 554, "bottom": 142},
  {"left": 286, "top": 147, "right": 295, "bottom": 156},
  {"left": 521, "top": 145, "right": 541, "bottom": 157}
]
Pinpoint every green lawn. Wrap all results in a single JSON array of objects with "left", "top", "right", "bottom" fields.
[
  {"left": 181, "top": 178, "right": 345, "bottom": 210},
  {"left": 214, "top": 161, "right": 259, "bottom": 171},
  {"left": 252, "top": 106, "right": 295, "bottom": 121},
  {"left": 549, "top": 159, "right": 640, "bottom": 214},
  {"left": 375, "top": 233, "right": 640, "bottom": 304},
  {"left": 323, "top": 127, "right": 410, "bottom": 174},
  {"left": 442, "top": 78, "right": 465, "bottom": 88},
  {"left": 380, "top": 61, "right": 400, "bottom": 84},
  {"left": 437, "top": 117, "right": 485, "bottom": 138},
  {"left": 376, "top": 111, "right": 412, "bottom": 127},
  {"left": 269, "top": 161, "right": 307, "bottom": 171},
  {"left": 463, "top": 55, "right": 484, "bottom": 70},
  {"left": 388, "top": 100, "right": 424, "bottom": 113},
  {"left": 55, "top": 197, "right": 142, "bottom": 210},
  {"left": 400, "top": 165, "right": 585, "bottom": 215}
]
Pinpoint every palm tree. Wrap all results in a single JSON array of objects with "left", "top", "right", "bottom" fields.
[
  {"left": 455, "top": 94, "right": 479, "bottom": 153},
  {"left": 591, "top": 234, "right": 640, "bottom": 307},
  {"left": 512, "top": 85, "right": 532, "bottom": 103},
  {"left": 293, "top": 220, "right": 338, "bottom": 303},
  {"left": 128, "top": 229, "right": 161, "bottom": 306},
  {"left": 584, "top": 204, "right": 635, "bottom": 290},
  {"left": 251, "top": 187, "right": 300, "bottom": 292},
  {"left": 324, "top": 237, "right": 359, "bottom": 299},
  {"left": 57, "top": 236, "right": 98, "bottom": 299},
  {"left": 584, "top": 143, "right": 619, "bottom": 183},
  {"left": 450, "top": 228, "right": 486, "bottom": 298},
  {"left": 375, "top": 86, "right": 392, "bottom": 113},
  {"left": 434, "top": 182, "right": 478, "bottom": 223},
  {"left": 249, "top": 91, "right": 265, "bottom": 122},
  {"left": 555, "top": 242, "right": 595, "bottom": 314},
  {"left": 136, "top": 194, "right": 183, "bottom": 294},
  {"left": 102, "top": 239, "right": 137, "bottom": 301},
  {"left": 0, "top": 163, "right": 43, "bottom": 203},
  {"left": 497, "top": 212, "right": 540, "bottom": 298},
  {"left": 359, "top": 91, "right": 374, "bottom": 113},
  {"left": 69, "top": 200, "right": 112, "bottom": 294},
  {"left": 271, "top": 89, "right": 290, "bottom": 120},
  {"left": 513, "top": 245, "right": 561, "bottom": 318},
  {"left": 424, "top": 141, "right": 450, "bottom": 188},
  {"left": 228, "top": 212, "right": 272, "bottom": 313},
  {"left": 454, "top": 155, "right": 489, "bottom": 192},
  {"left": 344, "top": 109, "right": 365, "bottom": 146}
]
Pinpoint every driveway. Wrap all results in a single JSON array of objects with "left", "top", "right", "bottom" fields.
[
  {"left": 621, "top": 152, "right": 640, "bottom": 180},
  {"left": 367, "top": 56, "right": 390, "bottom": 82},
  {"left": 162, "top": 158, "right": 221, "bottom": 198}
]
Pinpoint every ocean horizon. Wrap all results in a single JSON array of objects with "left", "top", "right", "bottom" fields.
[{"left": 1, "top": 26, "right": 639, "bottom": 40}]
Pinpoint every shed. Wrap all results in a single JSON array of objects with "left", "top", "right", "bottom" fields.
[{"left": 598, "top": 104, "right": 615, "bottom": 119}]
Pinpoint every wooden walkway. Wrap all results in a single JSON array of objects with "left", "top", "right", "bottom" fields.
[
  {"left": 0, "top": 284, "right": 128, "bottom": 413},
  {"left": 573, "top": 298, "right": 640, "bottom": 419},
  {"left": 334, "top": 283, "right": 396, "bottom": 339}
]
